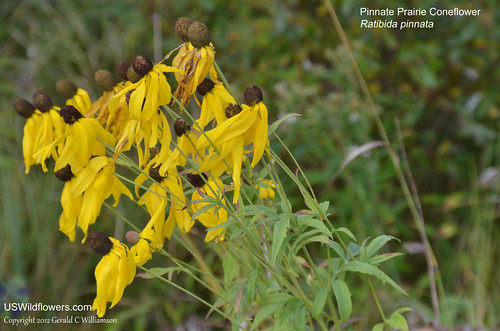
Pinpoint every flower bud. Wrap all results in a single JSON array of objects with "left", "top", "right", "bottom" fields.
[
  {"left": 188, "top": 22, "right": 211, "bottom": 49},
  {"left": 175, "top": 17, "right": 193, "bottom": 42},
  {"left": 56, "top": 80, "right": 78, "bottom": 99},
  {"left": 88, "top": 232, "right": 113, "bottom": 256},
  {"left": 13, "top": 98, "right": 35, "bottom": 118},
  {"left": 32, "top": 92, "right": 54, "bottom": 112},
  {"left": 244, "top": 85, "right": 263, "bottom": 106},
  {"left": 95, "top": 70, "right": 117, "bottom": 91}
]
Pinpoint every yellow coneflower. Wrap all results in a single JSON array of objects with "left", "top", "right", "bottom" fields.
[
  {"left": 126, "top": 229, "right": 158, "bottom": 266},
  {"left": 88, "top": 232, "right": 136, "bottom": 318},
  {"left": 109, "top": 55, "right": 180, "bottom": 166},
  {"left": 173, "top": 19, "right": 217, "bottom": 105},
  {"left": 243, "top": 85, "right": 270, "bottom": 167},
  {"left": 13, "top": 98, "right": 42, "bottom": 173},
  {"left": 188, "top": 173, "right": 227, "bottom": 242},
  {"left": 158, "top": 118, "right": 199, "bottom": 176},
  {"left": 30, "top": 92, "right": 66, "bottom": 172},
  {"left": 86, "top": 70, "right": 126, "bottom": 129},
  {"left": 55, "top": 79, "right": 92, "bottom": 116},
  {"left": 196, "top": 78, "right": 236, "bottom": 129},
  {"left": 256, "top": 179, "right": 276, "bottom": 200},
  {"left": 134, "top": 155, "right": 192, "bottom": 243},
  {"left": 196, "top": 103, "right": 257, "bottom": 203},
  {"left": 53, "top": 105, "right": 115, "bottom": 174},
  {"left": 54, "top": 164, "right": 82, "bottom": 242},
  {"left": 66, "top": 156, "right": 133, "bottom": 243},
  {"left": 109, "top": 54, "right": 181, "bottom": 122}
]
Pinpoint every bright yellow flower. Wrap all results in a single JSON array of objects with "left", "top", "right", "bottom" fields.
[
  {"left": 172, "top": 21, "right": 216, "bottom": 105},
  {"left": 29, "top": 93, "right": 67, "bottom": 172},
  {"left": 196, "top": 104, "right": 257, "bottom": 203},
  {"left": 65, "top": 156, "right": 133, "bottom": 243},
  {"left": 53, "top": 105, "right": 115, "bottom": 174},
  {"left": 56, "top": 79, "right": 92, "bottom": 115},
  {"left": 109, "top": 55, "right": 181, "bottom": 122},
  {"left": 55, "top": 165, "right": 82, "bottom": 241},
  {"left": 13, "top": 98, "right": 42, "bottom": 173},
  {"left": 128, "top": 229, "right": 158, "bottom": 266},
  {"left": 87, "top": 70, "right": 129, "bottom": 136},
  {"left": 189, "top": 174, "right": 227, "bottom": 242},
  {"left": 196, "top": 79, "right": 236, "bottom": 129},
  {"left": 135, "top": 154, "right": 192, "bottom": 243},
  {"left": 257, "top": 179, "right": 276, "bottom": 200},
  {"left": 88, "top": 232, "right": 136, "bottom": 318}
]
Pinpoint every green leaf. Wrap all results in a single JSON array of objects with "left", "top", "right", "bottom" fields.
[
  {"left": 369, "top": 253, "right": 403, "bottom": 265},
  {"left": 293, "top": 306, "right": 306, "bottom": 331},
  {"left": 250, "top": 304, "right": 281, "bottom": 330},
  {"left": 271, "top": 215, "right": 290, "bottom": 265},
  {"left": 297, "top": 217, "right": 332, "bottom": 238},
  {"left": 336, "top": 227, "right": 357, "bottom": 241},
  {"left": 269, "top": 113, "right": 301, "bottom": 132},
  {"left": 223, "top": 254, "right": 238, "bottom": 286},
  {"left": 137, "top": 267, "right": 180, "bottom": 280},
  {"left": 312, "top": 287, "right": 328, "bottom": 319},
  {"left": 372, "top": 322, "right": 385, "bottom": 331},
  {"left": 365, "top": 235, "right": 398, "bottom": 261},
  {"left": 388, "top": 312, "right": 409, "bottom": 331},
  {"left": 332, "top": 279, "right": 352, "bottom": 323},
  {"left": 328, "top": 241, "right": 346, "bottom": 260},
  {"left": 291, "top": 229, "right": 325, "bottom": 255},
  {"left": 338, "top": 261, "right": 408, "bottom": 296}
]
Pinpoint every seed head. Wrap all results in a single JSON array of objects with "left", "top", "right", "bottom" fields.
[
  {"left": 225, "top": 103, "right": 242, "bottom": 118},
  {"left": 60, "top": 105, "right": 83, "bottom": 124},
  {"left": 174, "top": 118, "right": 191, "bottom": 137},
  {"left": 188, "top": 22, "right": 211, "bottom": 49},
  {"left": 13, "top": 98, "right": 35, "bottom": 118},
  {"left": 244, "top": 86, "right": 263, "bottom": 106},
  {"left": 149, "top": 165, "right": 166, "bottom": 183},
  {"left": 196, "top": 79, "right": 215, "bottom": 96},
  {"left": 95, "top": 70, "right": 117, "bottom": 91},
  {"left": 56, "top": 79, "right": 78, "bottom": 99},
  {"left": 88, "top": 232, "right": 114, "bottom": 256},
  {"left": 116, "top": 62, "right": 130, "bottom": 81},
  {"left": 127, "top": 66, "right": 142, "bottom": 83},
  {"left": 175, "top": 17, "right": 193, "bottom": 42},
  {"left": 187, "top": 173, "right": 208, "bottom": 188},
  {"left": 32, "top": 92, "right": 54, "bottom": 112},
  {"left": 131, "top": 54, "right": 154, "bottom": 78},
  {"left": 54, "top": 164, "right": 74, "bottom": 182}
]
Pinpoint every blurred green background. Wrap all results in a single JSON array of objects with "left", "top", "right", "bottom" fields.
[{"left": 1, "top": 0, "right": 499, "bottom": 329}]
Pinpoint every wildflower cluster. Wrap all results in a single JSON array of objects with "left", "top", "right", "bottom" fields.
[{"left": 13, "top": 18, "right": 276, "bottom": 317}]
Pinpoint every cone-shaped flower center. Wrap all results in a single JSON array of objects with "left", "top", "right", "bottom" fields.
[
  {"left": 225, "top": 103, "right": 242, "bottom": 118},
  {"left": 56, "top": 79, "right": 78, "bottom": 99},
  {"left": 244, "top": 85, "right": 263, "bottom": 106},
  {"left": 117, "top": 62, "right": 130, "bottom": 81},
  {"left": 197, "top": 79, "right": 215, "bottom": 96},
  {"left": 13, "top": 98, "right": 35, "bottom": 118},
  {"left": 188, "top": 22, "right": 211, "bottom": 49},
  {"left": 127, "top": 66, "right": 142, "bottom": 83},
  {"left": 95, "top": 70, "right": 117, "bottom": 91},
  {"left": 175, "top": 17, "right": 193, "bottom": 42},
  {"left": 54, "top": 164, "right": 74, "bottom": 182},
  {"left": 187, "top": 173, "right": 208, "bottom": 188},
  {"left": 33, "top": 92, "right": 54, "bottom": 112},
  {"left": 60, "top": 105, "right": 84, "bottom": 124},
  {"left": 174, "top": 118, "right": 191, "bottom": 137},
  {"left": 131, "top": 54, "right": 154, "bottom": 78},
  {"left": 149, "top": 165, "right": 166, "bottom": 183},
  {"left": 88, "top": 232, "right": 113, "bottom": 256}
]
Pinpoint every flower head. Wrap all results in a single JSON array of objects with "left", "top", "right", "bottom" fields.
[
  {"left": 89, "top": 232, "right": 136, "bottom": 317},
  {"left": 173, "top": 21, "right": 217, "bottom": 105}
]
